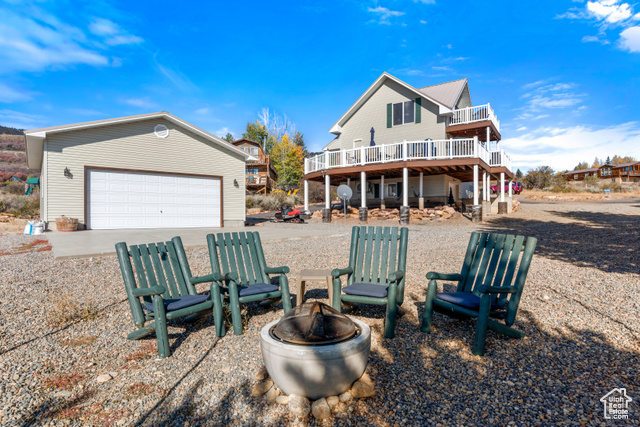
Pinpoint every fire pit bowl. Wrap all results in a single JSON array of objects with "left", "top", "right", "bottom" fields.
[{"left": 260, "top": 302, "right": 371, "bottom": 400}]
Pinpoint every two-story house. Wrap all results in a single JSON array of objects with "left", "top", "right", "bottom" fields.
[
  {"left": 232, "top": 139, "right": 278, "bottom": 194},
  {"left": 301, "top": 72, "right": 515, "bottom": 223},
  {"left": 563, "top": 162, "right": 640, "bottom": 183}
]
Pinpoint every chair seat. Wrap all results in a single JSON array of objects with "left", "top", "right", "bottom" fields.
[
  {"left": 436, "top": 292, "right": 504, "bottom": 311},
  {"left": 238, "top": 283, "right": 279, "bottom": 297},
  {"left": 343, "top": 283, "right": 388, "bottom": 298},
  {"left": 145, "top": 294, "right": 210, "bottom": 312}
]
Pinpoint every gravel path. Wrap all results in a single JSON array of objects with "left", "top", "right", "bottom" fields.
[{"left": 1, "top": 200, "right": 638, "bottom": 426}]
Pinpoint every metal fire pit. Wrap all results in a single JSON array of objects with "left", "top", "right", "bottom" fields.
[{"left": 260, "top": 301, "right": 371, "bottom": 400}]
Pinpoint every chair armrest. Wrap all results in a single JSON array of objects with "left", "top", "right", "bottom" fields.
[
  {"left": 331, "top": 267, "right": 353, "bottom": 277},
  {"left": 264, "top": 266, "right": 290, "bottom": 275},
  {"left": 189, "top": 274, "right": 214, "bottom": 284},
  {"left": 478, "top": 285, "right": 518, "bottom": 294},
  {"left": 132, "top": 285, "right": 166, "bottom": 297},
  {"left": 211, "top": 272, "right": 238, "bottom": 282},
  {"left": 387, "top": 270, "right": 404, "bottom": 282},
  {"left": 426, "top": 272, "right": 463, "bottom": 281}
]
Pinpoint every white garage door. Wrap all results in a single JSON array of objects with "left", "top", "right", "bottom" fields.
[{"left": 88, "top": 170, "right": 221, "bottom": 229}]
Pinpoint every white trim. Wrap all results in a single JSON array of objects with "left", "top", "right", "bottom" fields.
[{"left": 328, "top": 72, "right": 452, "bottom": 135}]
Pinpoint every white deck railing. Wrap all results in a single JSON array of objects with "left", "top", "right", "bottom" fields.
[
  {"left": 305, "top": 138, "right": 511, "bottom": 174},
  {"left": 448, "top": 103, "right": 500, "bottom": 132}
]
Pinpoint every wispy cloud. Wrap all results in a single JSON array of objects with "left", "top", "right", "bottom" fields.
[
  {"left": 122, "top": 98, "right": 158, "bottom": 109},
  {"left": 502, "top": 122, "right": 640, "bottom": 170},
  {"left": 215, "top": 127, "right": 233, "bottom": 138},
  {"left": 0, "top": 6, "right": 143, "bottom": 74},
  {"left": 582, "top": 34, "right": 611, "bottom": 43},
  {"left": 367, "top": 6, "right": 405, "bottom": 25},
  {"left": 518, "top": 81, "right": 585, "bottom": 114},
  {"left": 432, "top": 66, "right": 451, "bottom": 71},
  {"left": 0, "top": 83, "right": 35, "bottom": 103},
  {"left": 414, "top": 0, "right": 435, "bottom": 4},
  {"left": 153, "top": 54, "right": 197, "bottom": 92},
  {"left": 68, "top": 108, "right": 106, "bottom": 116},
  {"left": 0, "top": 109, "right": 46, "bottom": 129},
  {"left": 195, "top": 107, "right": 210, "bottom": 115}
]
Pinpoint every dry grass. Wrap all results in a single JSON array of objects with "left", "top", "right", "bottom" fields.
[
  {"left": 0, "top": 217, "right": 28, "bottom": 236},
  {"left": 124, "top": 342, "right": 157, "bottom": 363},
  {"left": 42, "top": 372, "right": 86, "bottom": 390},
  {"left": 59, "top": 335, "right": 98, "bottom": 347},
  {"left": 124, "top": 382, "right": 160, "bottom": 400},
  {"left": 524, "top": 188, "right": 640, "bottom": 200},
  {"left": 46, "top": 295, "right": 100, "bottom": 327}
]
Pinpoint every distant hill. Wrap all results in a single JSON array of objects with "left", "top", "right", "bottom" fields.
[
  {"left": 0, "top": 125, "right": 24, "bottom": 135},
  {"left": 0, "top": 134, "right": 37, "bottom": 181}
]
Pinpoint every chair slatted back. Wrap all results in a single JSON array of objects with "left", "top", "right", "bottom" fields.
[
  {"left": 457, "top": 232, "right": 537, "bottom": 323},
  {"left": 207, "top": 232, "right": 269, "bottom": 285},
  {"left": 116, "top": 240, "right": 196, "bottom": 326},
  {"left": 348, "top": 226, "right": 409, "bottom": 291}
]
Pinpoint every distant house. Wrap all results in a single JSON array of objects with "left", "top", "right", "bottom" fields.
[
  {"left": 9, "top": 176, "right": 22, "bottom": 182},
  {"left": 25, "top": 177, "right": 39, "bottom": 195},
  {"left": 231, "top": 139, "right": 278, "bottom": 194},
  {"left": 563, "top": 162, "right": 640, "bottom": 183}
]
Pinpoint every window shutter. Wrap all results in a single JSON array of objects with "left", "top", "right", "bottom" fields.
[
  {"left": 415, "top": 98, "right": 421, "bottom": 124},
  {"left": 387, "top": 103, "right": 392, "bottom": 128}
]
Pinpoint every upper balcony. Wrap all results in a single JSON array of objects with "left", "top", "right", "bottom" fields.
[
  {"left": 447, "top": 103, "right": 501, "bottom": 141},
  {"left": 304, "top": 138, "right": 512, "bottom": 176}
]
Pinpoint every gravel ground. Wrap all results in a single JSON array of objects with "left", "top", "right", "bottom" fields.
[{"left": 1, "top": 199, "right": 639, "bottom": 426}]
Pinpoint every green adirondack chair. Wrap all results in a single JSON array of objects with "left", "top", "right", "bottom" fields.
[
  {"left": 206, "top": 231, "right": 292, "bottom": 335},
  {"left": 421, "top": 232, "right": 537, "bottom": 356},
  {"left": 331, "top": 226, "right": 409, "bottom": 338},
  {"left": 115, "top": 236, "right": 220, "bottom": 358}
]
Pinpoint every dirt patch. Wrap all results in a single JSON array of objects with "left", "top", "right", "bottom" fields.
[{"left": 0, "top": 237, "right": 51, "bottom": 255}]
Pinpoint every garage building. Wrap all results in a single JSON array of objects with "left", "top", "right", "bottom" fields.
[{"left": 25, "top": 112, "right": 252, "bottom": 230}]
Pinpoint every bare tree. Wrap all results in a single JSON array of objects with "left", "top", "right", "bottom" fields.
[{"left": 258, "top": 108, "right": 298, "bottom": 143}]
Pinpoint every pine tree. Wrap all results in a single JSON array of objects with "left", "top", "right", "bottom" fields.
[
  {"left": 605, "top": 156, "right": 611, "bottom": 165},
  {"left": 516, "top": 169, "right": 523, "bottom": 179},
  {"left": 222, "top": 133, "right": 234, "bottom": 143}
]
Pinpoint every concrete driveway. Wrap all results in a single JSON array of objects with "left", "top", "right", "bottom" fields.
[{"left": 47, "top": 224, "right": 343, "bottom": 259}]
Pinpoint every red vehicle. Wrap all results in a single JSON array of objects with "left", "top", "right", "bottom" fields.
[
  {"left": 274, "top": 205, "right": 307, "bottom": 223},
  {"left": 490, "top": 181, "right": 522, "bottom": 195}
]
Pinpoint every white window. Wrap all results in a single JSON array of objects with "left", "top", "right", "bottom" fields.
[
  {"left": 386, "top": 183, "right": 398, "bottom": 197},
  {"left": 574, "top": 174, "right": 578, "bottom": 179},
  {"left": 393, "top": 101, "right": 415, "bottom": 126},
  {"left": 250, "top": 147, "right": 259, "bottom": 155},
  {"left": 241, "top": 147, "right": 249, "bottom": 152}
]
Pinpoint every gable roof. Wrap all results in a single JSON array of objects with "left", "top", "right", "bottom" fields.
[
  {"left": 24, "top": 112, "right": 254, "bottom": 169},
  {"left": 322, "top": 137, "right": 341, "bottom": 151},
  {"left": 563, "top": 167, "right": 599, "bottom": 175},
  {"left": 329, "top": 72, "right": 453, "bottom": 135},
  {"left": 418, "top": 78, "right": 468, "bottom": 110},
  {"left": 612, "top": 161, "right": 640, "bottom": 168},
  {"left": 232, "top": 138, "right": 262, "bottom": 147}
]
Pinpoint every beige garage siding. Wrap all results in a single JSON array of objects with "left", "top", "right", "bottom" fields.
[
  {"left": 45, "top": 118, "right": 246, "bottom": 227},
  {"left": 338, "top": 80, "right": 446, "bottom": 151}
]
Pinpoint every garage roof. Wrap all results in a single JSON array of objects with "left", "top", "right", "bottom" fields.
[{"left": 24, "top": 112, "right": 254, "bottom": 169}]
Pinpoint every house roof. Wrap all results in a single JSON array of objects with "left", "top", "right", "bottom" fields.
[
  {"left": 24, "top": 112, "right": 254, "bottom": 169},
  {"left": 26, "top": 177, "right": 39, "bottom": 184},
  {"left": 563, "top": 167, "right": 599, "bottom": 175},
  {"left": 418, "top": 78, "right": 468, "bottom": 110},
  {"left": 328, "top": 72, "right": 453, "bottom": 135},
  {"left": 232, "top": 138, "right": 262, "bottom": 147},
  {"left": 322, "top": 137, "right": 341, "bottom": 151},
  {"left": 612, "top": 161, "right": 640, "bottom": 168}
]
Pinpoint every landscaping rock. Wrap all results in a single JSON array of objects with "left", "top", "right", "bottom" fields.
[
  {"left": 339, "top": 391, "right": 352, "bottom": 403},
  {"left": 96, "top": 374, "right": 112, "bottom": 383},
  {"left": 275, "top": 395, "right": 289, "bottom": 405},
  {"left": 254, "top": 366, "right": 268, "bottom": 381},
  {"left": 251, "top": 379, "right": 273, "bottom": 397},
  {"left": 311, "top": 398, "right": 331, "bottom": 419},
  {"left": 264, "top": 385, "right": 280, "bottom": 403},
  {"left": 289, "top": 394, "right": 311, "bottom": 417},
  {"left": 350, "top": 379, "right": 375, "bottom": 398},
  {"left": 326, "top": 395, "right": 339, "bottom": 407}
]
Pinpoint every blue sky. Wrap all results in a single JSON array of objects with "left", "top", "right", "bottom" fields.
[{"left": 1, "top": 0, "right": 639, "bottom": 171}]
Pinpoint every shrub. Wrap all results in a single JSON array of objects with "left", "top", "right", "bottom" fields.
[
  {"left": 0, "top": 194, "right": 39, "bottom": 217},
  {"left": 602, "top": 182, "right": 623, "bottom": 192},
  {"left": 2, "top": 182, "right": 24, "bottom": 195},
  {"left": 46, "top": 295, "right": 100, "bottom": 327},
  {"left": 550, "top": 185, "right": 580, "bottom": 193},
  {"left": 246, "top": 193, "right": 303, "bottom": 212}
]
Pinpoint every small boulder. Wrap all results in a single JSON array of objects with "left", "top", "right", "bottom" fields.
[
  {"left": 264, "top": 386, "right": 280, "bottom": 404},
  {"left": 339, "top": 391, "right": 352, "bottom": 403},
  {"left": 326, "top": 395, "right": 340, "bottom": 407},
  {"left": 276, "top": 395, "right": 290, "bottom": 405},
  {"left": 251, "top": 379, "right": 273, "bottom": 397},
  {"left": 312, "top": 398, "right": 331, "bottom": 420},
  {"left": 53, "top": 390, "right": 72, "bottom": 398},
  {"left": 350, "top": 380, "right": 375, "bottom": 398},
  {"left": 289, "top": 394, "right": 311, "bottom": 418},
  {"left": 96, "top": 374, "right": 112, "bottom": 383},
  {"left": 254, "top": 366, "right": 268, "bottom": 381}
]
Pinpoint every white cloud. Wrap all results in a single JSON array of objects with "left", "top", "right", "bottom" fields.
[
  {"left": 432, "top": 66, "right": 451, "bottom": 71},
  {"left": 215, "top": 127, "right": 233, "bottom": 137},
  {"left": 0, "top": 83, "right": 35, "bottom": 103},
  {"left": 0, "top": 7, "right": 142, "bottom": 74},
  {"left": 619, "top": 25, "right": 640, "bottom": 51},
  {"left": 517, "top": 126, "right": 528, "bottom": 131},
  {"left": 0, "top": 109, "right": 45, "bottom": 129},
  {"left": 582, "top": 34, "right": 611, "bottom": 43},
  {"left": 502, "top": 122, "right": 640, "bottom": 170},
  {"left": 420, "top": 20, "right": 427, "bottom": 24},
  {"left": 414, "top": 0, "right": 435, "bottom": 4},
  {"left": 123, "top": 98, "right": 158, "bottom": 109},
  {"left": 195, "top": 108, "right": 210, "bottom": 115},
  {"left": 587, "top": 0, "right": 632, "bottom": 23},
  {"left": 367, "top": 6, "right": 405, "bottom": 24},
  {"left": 90, "top": 19, "right": 143, "bottom": 45},
  {"left": 519, "top": 81, "right": 585, "bottom": 113}
]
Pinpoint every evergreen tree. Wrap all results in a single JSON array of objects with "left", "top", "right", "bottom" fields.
[
  {"left": 242, "top": 121, "right": 269, "bottom": 149},
  {"left": 222, "top": 133, "right": 234, "bottom": 143},
  {"left": 516, "top": 169, "right": 523, "bottom": 179},
  {"left": 605, "top": 156, "right": 611, "bottom": 165},
  {"left": 292, "top": 131, "right": 309, "bottom": 158}
]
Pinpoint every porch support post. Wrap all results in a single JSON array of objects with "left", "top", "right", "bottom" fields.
[
  {"left": 304, "top": 179, "right": 309, "bottom": 213},
  {"left": 359, "top": 171, "right": 368, "bottom": 222},
  {"left": 347, "top": 177, "right": 351, "bottom": 207},
  {"left": 482, "top": 170, "right": 489, "bottom": 220},
  {"left": 486, "top": 126, "right": 490, "bottom": 147},
  {"left": 472, "top": 165, "right": 481, "bottom": 223},
  {"left": 498, "top": 172, "right": 507, "bottom": 214},
  {"left": 380, "top": 175, "right": 385, "bottom": 210},
  {"left": 400, "top": 167, "right": 410, "bottom": 224},
  {"left": 509, "top": 179, "right": 513, "bottom": 198},
  {"left": 419, "top": 171, "right": 424, "bottom": 210},
  {"left": 322, "top": 173, "right": 331, "bottom": 223}
]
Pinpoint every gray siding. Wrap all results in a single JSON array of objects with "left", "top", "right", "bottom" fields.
[
  {"left": 337, "top": 80, "right": 446, "bottom": 151},
  {"left": 455, "top": 84, "right": 472, "bottom": 109},
  {"left": 44, "top": 118, "right": 246, "bottom": 227}
]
